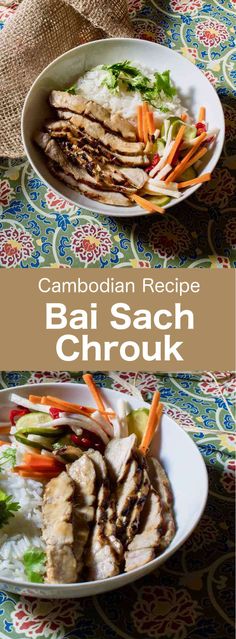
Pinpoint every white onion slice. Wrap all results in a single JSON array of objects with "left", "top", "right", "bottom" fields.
[
  {"left": 62, "top": 413, "right": 109, "bottom": 444},
  {"left": 153, "top": 163, "right": 172, "bottom": 181},
  {"left": 146, "top": 181, "right": 181, "bottom": 198},
  {"left": 92, "top": 411, "right": 113, "bottom": 437},
  {"left": 149, "top": 140, "right": 175, "bottom": 177},
  {"left": 10, "top": 393, "right": 50, "bottom": 414},
  {"left": 116, "top": 399, "right": 129, "bottom": 437}
]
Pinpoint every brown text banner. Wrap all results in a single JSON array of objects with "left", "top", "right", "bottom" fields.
[{"left": 0, "top": 269, "right": 235, "bottom": 371}]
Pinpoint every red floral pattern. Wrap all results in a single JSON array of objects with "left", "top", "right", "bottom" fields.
[
  {"left": 128, "top": 0, "right": 144, "bottom": 17},
  {"left": 170, "top": 0, "right": 202, "bottom": 13},
  {"left": 0, "top": 179, "right": 14, "bottom": 207},
  {"left": 112, "top": 372, "right": 160, "bottom": 398},
  {"left": 11, "top": 597, "right": 81, "bottom": 639},
  {"left": 199, "top": 372, "right": 236, "bottom": 397},
  {"left": 45, "top": 189, "right": 73, "bottom": 212},
  {"left": 0, "top": 227, "right": 34, "bottom": 267},
  {"left": 71, "top": 223, "right": 112, "bottom": 264},
  {"left": 196, "top": 19, "right": 229, "bottom": 47},
  {"left": 149, "top": 218, "right": 191, "bottom": 260},
  {"left": 132, "top": 585, "right": 199, "bottom": 638},
  {"left": 197, "top": 168, "right": 236, "bottom": 209},
  {"left": 214, "top": 256, "right": 231, "bottom": 268},
  {"left": 204, "top": 70, "right": 217, "bottom": 85},
  {"left": 27, "top": 371, "right": 72, "bottom": 384},
  {"left": 165, "top": 406, "right": 195, "bottom": 430},
  {"left": 220, "top": 459, "right": 235, "bottom": 494}
]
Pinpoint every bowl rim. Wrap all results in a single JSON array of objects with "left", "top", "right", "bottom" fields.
[
  {"left": 0, "top": 381, "right": 208, "bottom": 592},
  {"left": 21, "top": 37, "right": 225, "bottom": 218}
]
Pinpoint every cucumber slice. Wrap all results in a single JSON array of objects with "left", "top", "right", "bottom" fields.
[
  {"left": 183, "top": 125, "right": 197, "bottom": 142},
  {"left": 178, "top": 166, "right": 197, "bottom": 181},
  {"left": 27, "top": 434, "right": 56, "bottom": 450},
  {"left": 127, "top": 408, "right": 149, "bottom": 443},
  {"left": 171, "top": 119, "right": 183, "bottom": 138},
  {"left": 54, "top": 435, "right": 73, "bottom": 448},
  {"left": 14, "top": 432, "right": 57, "bottom": 451},
  {"left": 16, "top": 412, "right": 50, "bottom": 431},
  {"left": 16, "top": 426, "right": 66, "bottom": 437},
  {"left": 14, "top": 433, "right": 44, "bottom": 450},
  {"left": 157, "top": 139, "right": 165, "bottom": 156},
  {"left": 147, "top": 195, "right": 170, "bottom": 207}
]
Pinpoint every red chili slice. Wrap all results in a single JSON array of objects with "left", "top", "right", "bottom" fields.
[
  {"left": 196, "top": 122, "right": 207, "bottom": 135},
  {"left": 71, "top": 431, "right": 105, "bottom": 454},
  {"left": 10, "top": 407, "right": 30, "bottom": 426},
  {"left": 49, "top": 407, "right": 61, "bottom": 419},
  {"left": 145, "top": 153, "right": 160, "bottom": 173}
]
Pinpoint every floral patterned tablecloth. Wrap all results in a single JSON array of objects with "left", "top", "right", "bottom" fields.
[
  {"left": 0, "top": 370, "right": 235, "bottom": 639},
  {"left": 0, "top": 0, "right": 236, "bottom": 269}
]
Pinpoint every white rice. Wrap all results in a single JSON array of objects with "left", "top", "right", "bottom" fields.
[
  {"left": 0, "top": 445, "right": 44, "bottom": 581},
  {"left": 76, "top": 63, "right": 186, "bottom": 121}
]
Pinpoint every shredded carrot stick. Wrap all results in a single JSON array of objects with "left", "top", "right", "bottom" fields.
[
  {"left": 147, "top": 111, "right": 155, "bottom": 136},
  {"left": 178, "top": 172, "right": 211, "bottom": 188},
  {"left": 23, "top": 452, "right": 62, "bottom": 468},
  {"left": 131, "top": 193, "right": 165, "bottom": 214},
  {"left": 181, "top": 113, "right": 187, "bottom": 122},
  {"left": 142, "top": 102, "right": 149, "bottom": 144},
  {"left": 0, "top": 440, "right": 7, "bottom": 446},
  {"left": 167, "top": 124, "right": 186, "bottom": 166},
  {"left": 165, "top": 132, "right": 207, "bottom": 184},
  {"left": 40, "top": 395, "right": 115, "bottom": 418},
  {"left": 137, "top": 105, "right": 144, "bottom": 141},
  {"left": 29, "top": 394, "right": 47, "bottom": 404},
  {"left": 183, "top": 145, "right": 208, "bottom": 171},
  {"left": 14, "top": 468, "right": 60, "bottom": 479},
  {"left": 139, "top": 391, "right": 160, "bottom": 454},
  {"left": 0, "top": 426, "right": 11, "bottom": 434},
  {"left": 198, "top": 106, "right": 206, "bottom": 122},
  {"left": 83, "top": 373, "right": 110, "bottom": 424}
]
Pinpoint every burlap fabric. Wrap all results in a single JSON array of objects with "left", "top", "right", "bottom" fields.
[{"left": 0, "top": 0, "right": 134, "bottom": 158}]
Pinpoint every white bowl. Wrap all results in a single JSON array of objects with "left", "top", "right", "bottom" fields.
[
  {"left": 0, "top": 382, "right": 208, "bottom": 598},
  {"left": 21, "top": 38, "right": 225, "bottom": 218}
]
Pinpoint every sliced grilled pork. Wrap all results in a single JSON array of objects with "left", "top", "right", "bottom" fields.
[
  {"left": 67, "top": 455, "right": 97, "bottom": 574},
  {"left": 42, "top": 471, "right": 77, "bottom": 583},
  {"left": 35, "top": 133, "right": 105, "bottom": 188},
  {"left": 76, "top": 182, "right": 132, "bottom": 206},
  {"left": 147, "top": 457, "right": 176, "bottom": 549},
  {"left": 104, "top": 434, "right": 137, "bottom": 483},
  {"left": 35, "top": 133, "right": 135, "bottom": 201},
  {"left": 87, "top": 450, "right": 122, "bottom": 561},
  {"left": 116, "top": 458, "right": 143, "bottom": 540},
  {"left": 46, "top": 120, "right": 148, "bottom": 166},
  {"left": 125, "top": 548, "right": 155, "bottom": 571},
  {"left": 48, "top": 162, "right": 132, "bottom": 206},
  {"left": 50, "top": 91, "right": 137, "bottom": 140},
  {"left": 126, "top": 468, "right": 150, "bottom": 544},
  {"left": 85, "top": 450, "right": 120, "bottom": 580},
  {"left": 125, "top": 488, "right": 163, "bottom": 573},
  {"left": 56, "top": 112, "right": 144, "bottom": 155}
]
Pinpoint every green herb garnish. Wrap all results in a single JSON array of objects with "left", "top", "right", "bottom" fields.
[
  {"left": 23, "top": 548, "right": 46, "bottom": 583},
  {"left": 67, "top": 83, "right": 77, "bottom": 95},
  {"left": 101, "top": 61, "right": 176, "bottom": 106},
  {"left": 0, "top": 447, "right": 16, "bottom": 471},
  {"left": 0, "top": 490, "right": 20, "bottom": 528}
]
